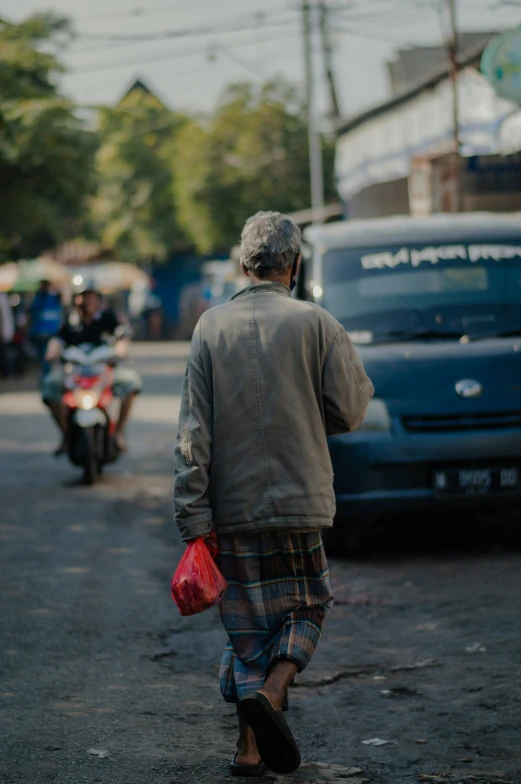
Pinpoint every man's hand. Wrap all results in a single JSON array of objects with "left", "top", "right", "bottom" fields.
[
  {"left": 186, "top": 533, "right": 211, "bottom": 543},
  {"left": 114, "top": 338, "right": 130, "bottom": 359},
  {"left": 185, "top": 531, "right": 217, "bottom": 557},
  {"left": 45, "top": 337, "right": 64, "bottom": 362}
]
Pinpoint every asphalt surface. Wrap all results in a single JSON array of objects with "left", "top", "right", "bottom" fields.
[{"left": 1, "top": 342, "right": 520, "bottom": 784}]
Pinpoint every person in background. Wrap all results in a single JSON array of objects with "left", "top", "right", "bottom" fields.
[
  {"left": 42, "top": 289, "right": 142, "bottom": 455},
  {"left": 65, "top": 291, "right": 84, "bottom": 329},
  {"left": 0, "top": 292, "right": 15, "bottom": 378},
  {"left": 29, "top": 280, "right": 62, "bottom": 374},
  {"left": 11, "top": 298, "right": 30, "bottom": 376},
  {"left": 174, "top": 211, "right": 374, "bottom": 776}
]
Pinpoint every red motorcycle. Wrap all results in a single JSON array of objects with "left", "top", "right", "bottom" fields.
[{"left": 61, "top": 343, "right": 121, "bottom": 484}]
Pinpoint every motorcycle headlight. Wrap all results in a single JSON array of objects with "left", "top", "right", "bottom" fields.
[
  {"left": 358, "top": 397, "right": 391, "bottom": 432},
  {"left": 74, "top": 389, "right": 99, "bottom": 411}
]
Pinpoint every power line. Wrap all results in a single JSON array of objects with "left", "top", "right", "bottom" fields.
[
  {"left": 330, "top": 2, "right": 435, "bottom": 28},
  {"left": 73, "top": 41, "right": 331, "bottom": 100},
  {"left": 67, "top": 39, "right": 152, "bottom": 56},
  {"left": 326, "top": 0, "right": 433, "bottom": 11},
  {"left": 68, "top": 20, "right": 421, "bottom": 84},
  {"left": 66, "top": 15, "right": 296, "bottom": 60},
  {"left": 62, "top": 2, "right": 432, "bottom": 67},
  {"left": 75, "top": 12, "right": 298, "bottom": 43},
  {"left": 67, "top": 19, "right": 292, "bottom": 59},
  {"left": 71, "top": 29, "right": 302, "bottom": 75},
  {"left": 331, "top": 3, "right": 430, "bottom": 18},
  {"left": 75, "top": 3, "right": 296, "bottom": 25},
  {"left": 74, "top": 2, "right": 183, "bottom": 22},
  {"left": 60, "top": 0, "right": 444, "bottom": 116},
  {"left": 215, "top": 49, "right": 266, "bottom": 81},
  {"left": 73, "top": 42, "right": 321, "bottom": 106},
  {"left": 332, "top": 25, "right": 422, "bottom": 45}
]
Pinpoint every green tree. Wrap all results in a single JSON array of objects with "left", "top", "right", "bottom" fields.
[
  {"left": 172, "top": 81, "right": 335, "bottom": 254},
  {"left": 89, "top": 84, "right": 189, "bottom": 264},
  {"left": 0, "top": 13, "right": 97, "bottom": 261}
]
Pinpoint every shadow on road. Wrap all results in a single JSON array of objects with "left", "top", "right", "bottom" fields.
[
  {"left": 327, "top": 510, "right": 521, "bottom": 562},
  {"left": 1, "top": 342, "right": 521, "bottom": 784}
]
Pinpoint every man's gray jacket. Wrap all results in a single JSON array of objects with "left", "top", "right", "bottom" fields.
[{"left": 174, "top": 282, "right": 374, "bottom": 541}]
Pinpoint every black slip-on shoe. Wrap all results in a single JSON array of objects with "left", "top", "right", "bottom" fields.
[
  {"left": 239, "top": 692, "right": 300, "bottom": 775},
  {"left": 230, "top": 752, "right": 267, "bottom": 777}
]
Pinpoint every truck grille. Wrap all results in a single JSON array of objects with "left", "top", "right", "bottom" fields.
[{"left": 402, "top": 411, "right": 521, "bottom": 433}]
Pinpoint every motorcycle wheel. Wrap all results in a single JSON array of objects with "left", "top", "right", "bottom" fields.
[{"left": 80, "top": 427, "right": 99, "bottom": 485}]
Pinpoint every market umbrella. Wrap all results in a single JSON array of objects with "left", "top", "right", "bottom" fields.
[
  {"left": 12, "top": 257, "right": 72, "bottom": 292},
  {"left": 0, "top": 263, "right": 19, "bottom": 292},
  {"left": 90, "top": 262, "right": 149, "bottom": 293}
]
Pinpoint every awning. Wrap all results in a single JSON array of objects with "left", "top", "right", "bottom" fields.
[
  {"left": 11, "top": 258, "right": 72, "bottom": 292},
  {"left": 0, "top": 263, "right": 19, "bottom": 292},
  {"left": 71, "top": 262, "right": 150, "bottom": 293}
]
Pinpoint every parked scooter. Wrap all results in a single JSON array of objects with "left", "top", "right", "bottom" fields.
[{"left": 61, "top": 343, "right": 121, "bottom": 484}]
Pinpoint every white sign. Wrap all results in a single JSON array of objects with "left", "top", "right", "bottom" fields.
[{"left": 361, "top": 244, "right": 521, "bottom": 270}]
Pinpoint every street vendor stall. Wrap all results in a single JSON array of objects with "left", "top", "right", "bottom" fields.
[
  {"left": 0, "top": 263, "right": 19, "bottom": 292},
  {"left": 11, "top": 258, "right": 72, "bottom": 292}
]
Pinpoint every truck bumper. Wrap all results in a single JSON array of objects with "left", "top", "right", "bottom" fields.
[{"left": 329, "top": 423, "right": 521, "bottom": 518}]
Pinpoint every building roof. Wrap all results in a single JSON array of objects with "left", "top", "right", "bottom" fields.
[
  {"left": 387, "top": 33, "right": 498, "bottom": 95},
  {"left": 337, "top": 39, "right": 493, "bottom": 137},
  {"left": 118, "top": 78, "right": 168, "bottom": 109},
  {"left": 121, "top": 79, "right": 155, "bottom": 100},
  {"left": 304, "top": 212, "right": 521, "bottom": 252},
  {"left": 334, "top": 31, "right": 516, "bottom": 202}
]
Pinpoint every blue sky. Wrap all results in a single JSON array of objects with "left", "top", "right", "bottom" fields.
[{"left": 6, "top": 0, "right": 521, "bottom": 117}]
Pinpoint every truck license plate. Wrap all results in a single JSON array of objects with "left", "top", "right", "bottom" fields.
[{"left": 433, "top": 467, "right": 520, "bottom": 496}]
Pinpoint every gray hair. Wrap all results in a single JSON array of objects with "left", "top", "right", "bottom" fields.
[{"left": 240, "top": 211, "right": 301, "bottom": 277}]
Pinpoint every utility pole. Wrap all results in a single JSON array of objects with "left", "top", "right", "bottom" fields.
[
  {"left": 447, "top": 0, "right": 463, "bottom": 211},
  {"left": 318, "top": 1, "right": 342, "bottom": 125},
  {"left": 302, "top": 0, "right": 325, "bottom": 222}
]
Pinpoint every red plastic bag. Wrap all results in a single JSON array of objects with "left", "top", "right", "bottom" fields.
[{"left": 171, "top": 531, "right": 227, "bottom": 616}]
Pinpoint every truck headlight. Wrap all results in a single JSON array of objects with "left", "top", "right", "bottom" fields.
[
  {"left": 74, "top": 389, "right": 99, "bottom": 411},
  {"left": 358, "top": 397, "right": 391, "bottom": 432}
]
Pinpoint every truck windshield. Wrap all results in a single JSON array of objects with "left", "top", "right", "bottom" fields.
[{"left": 322, "top": 242, "right": 521, "bottom": 343}]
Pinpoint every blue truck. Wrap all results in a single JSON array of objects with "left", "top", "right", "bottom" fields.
[{"left": 304, "top": 213, "right": 521, "bottom": 547}]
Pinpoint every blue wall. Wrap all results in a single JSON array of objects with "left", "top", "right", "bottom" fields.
[{"left": 151, "top": 252, "right": 226, "bottom": 322}]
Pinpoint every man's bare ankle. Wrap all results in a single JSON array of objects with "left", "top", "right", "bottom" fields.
[
  {"left": 236, "top": 750, "right": 261, "bottom": 765},
  {"left": 236, "top": 738, "right": 261, "bottom": 765},
  {"left": 258, "top": 686, "right": 284, "bottom": 711}
]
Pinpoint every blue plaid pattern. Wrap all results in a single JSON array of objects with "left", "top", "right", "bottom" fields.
[{"left": 216, "top": 530, "right": 333, "bottom": 706}]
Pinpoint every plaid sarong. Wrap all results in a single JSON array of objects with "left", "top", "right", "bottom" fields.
[{"left": 216, "top": 529, "right": 333, "bottom": 706}]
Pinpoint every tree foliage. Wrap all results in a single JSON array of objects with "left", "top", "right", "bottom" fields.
[
  {"left": 1, "top": 14, "right": 338, "bottom": 263},
  {"left": 88, "top": 85, "right": 190, "bottom": 263},
  {"left": 0, "top": 14, "right": 97, "bottom": 261},
  {"left": 172, "top": 81, "right": 335, "bottom": 253}
]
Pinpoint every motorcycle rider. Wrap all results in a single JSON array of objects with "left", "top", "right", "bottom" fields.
[{"left": 42, "top": 288, "right": 142, "bottom": 455}]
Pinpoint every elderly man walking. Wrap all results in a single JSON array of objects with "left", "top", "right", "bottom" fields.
[{"left": 174, "top": 211, "right": 373, "bottom": 776}]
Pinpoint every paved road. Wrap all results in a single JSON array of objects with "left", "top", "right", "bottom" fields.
[{"left": 1, "top": 343, "right": 520, "bottom": 784}]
